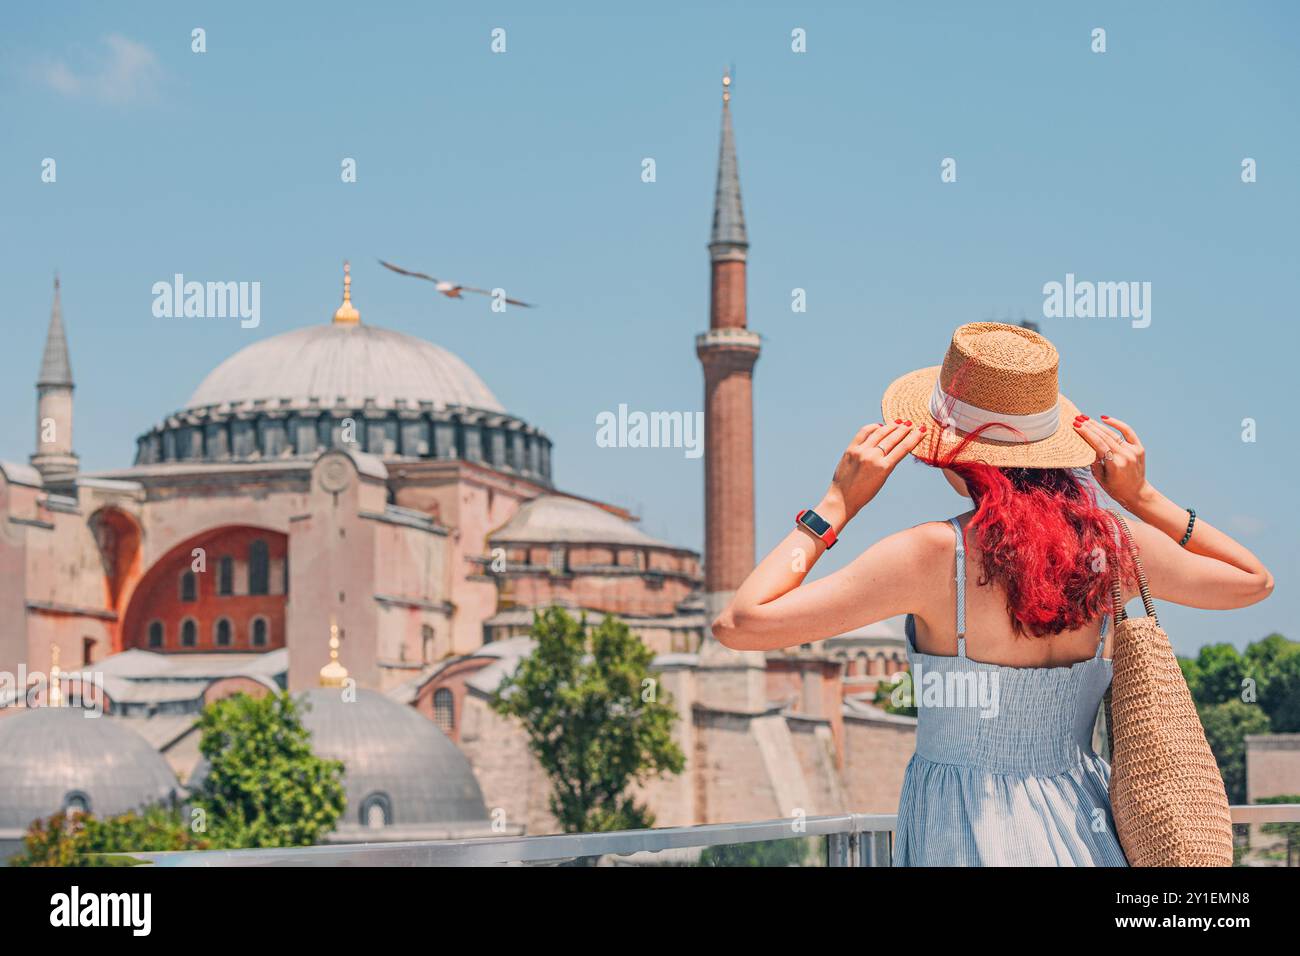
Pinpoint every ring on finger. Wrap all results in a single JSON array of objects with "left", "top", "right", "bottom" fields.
[{"left": 1102, "top": 451, "right": 1114, "bottom": 462}]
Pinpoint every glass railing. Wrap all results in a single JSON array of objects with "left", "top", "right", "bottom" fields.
[{"left": 109, "top": 805, "right": 1299, "bottom": 867}]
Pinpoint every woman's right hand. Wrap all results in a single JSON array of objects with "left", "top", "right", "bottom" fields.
[{"left": 1074, "top": 415, "right": 1151, "bottom": 510}]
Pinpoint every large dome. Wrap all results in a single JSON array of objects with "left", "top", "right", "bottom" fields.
[
  {"left": 0, "top": 707, "right": 179, "bottom": 831},
  {"left": 299, "top": 688, "right": 489, "bottom": 828},
  {"left": 186, "top": 323, "right": 504, "bottom": 413}
]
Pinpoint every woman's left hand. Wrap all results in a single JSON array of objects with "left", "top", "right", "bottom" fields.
[
  {"left": 1075, "top": 415, "right": 1150, "bottom": 510},
  {"left": 821, "top": 420, "right": 925, "bottom": 527}
]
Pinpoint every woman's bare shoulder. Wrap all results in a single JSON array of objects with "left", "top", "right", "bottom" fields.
[{"left": 897, "top": 519, "right": 960, "bottom": 565}]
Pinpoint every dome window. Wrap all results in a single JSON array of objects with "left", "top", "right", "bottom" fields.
[
  {"left": 147, "top": 620, "right": 164, "bottom": 649},
  {"left": 179, "top": 570, "right": 197, "bottom": 603},
  {"left": 251, "top": 617, "right": 269, "bottom": 647},
  {"left": 359, "top": 792, "right": 392, "bottom": 828},
  {"left": 180, "top": 619, "right": 197, "bottom": 647},
  {"left": 62, "top": 790, "right": 91, "bottom": 815},
  {"left": 214, "top": 618, "right": 233, "bottom": 647}
]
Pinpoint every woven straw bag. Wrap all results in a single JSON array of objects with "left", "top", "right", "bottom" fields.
[{"left": 1102, "top": 511, "right": 1234, "bottom": 866}]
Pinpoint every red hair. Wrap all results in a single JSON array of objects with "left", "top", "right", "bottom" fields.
[{"left": 915, "top": 423, "right": 1135, "bottom": 638}]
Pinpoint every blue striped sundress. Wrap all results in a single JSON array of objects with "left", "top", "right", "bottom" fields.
[{"left": 892, "top": 517, "right": 1129, "bottom": 867}]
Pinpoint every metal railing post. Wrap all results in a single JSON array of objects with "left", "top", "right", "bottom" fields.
[{"left": 827, "top": 831, "right": 852, "bottom": 867}]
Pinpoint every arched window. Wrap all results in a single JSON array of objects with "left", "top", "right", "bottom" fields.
[
  {"left": 218, "top": 556, "right": 234, "bottom": 595},
  {"left": 251, "top": 617, "right": 268, "bottom": 647},
  {"left": 62, "top": 790, "right": 92, "bottom": 815},
  {"left": 181, "top": 618, "right": 197, "bottom": 647},
  {"left": 422, "top": 625, "right": 435, "bottom": 664},
  {"left": 249, "top": 539, "right": 269, "bottom": 595},
  {"left": 148, "top": 621, "right": 164, "bottom": 649},
  {"left": 359, "top": 792, "right": 391, "bottom": 828},
  {"left": 215, "top": 618, "right": 232, "bottom": 647},
  {"left": 433, "top": 688, "right": 455, "bottom": 733},
  {"left": 180, "top": 570, "right": 197, "bottom": 602}
]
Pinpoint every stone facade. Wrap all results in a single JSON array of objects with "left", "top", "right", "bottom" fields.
[{"left": 1246, "top": 733, "right": 1300, "bottom": 801}]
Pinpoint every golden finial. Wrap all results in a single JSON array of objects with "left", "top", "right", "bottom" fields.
[
  {"left": 49, "top": 645, "right": 63, "bottom": 707},
  {"left": 332, "top": 260, "right": 361, "bottom": 324},
  {"left": 319, "top": 615, "right": 349, "bottom": 687},
  {"left": 722, "top": 68, "right": 731, "bottom": 105}
]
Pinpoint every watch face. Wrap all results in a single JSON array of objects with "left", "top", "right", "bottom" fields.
[{"left": 801, "top": 510, "right": 831, "bottom": 536}]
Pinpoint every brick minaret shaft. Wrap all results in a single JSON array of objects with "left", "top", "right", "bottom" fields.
[{"left": 697, "top": 71, "right": 760, "bottom": 597}]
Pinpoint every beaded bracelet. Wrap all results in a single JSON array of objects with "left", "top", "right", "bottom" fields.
[{"left": 1179, "top": 508, "right": 1197, "bottom": 547}]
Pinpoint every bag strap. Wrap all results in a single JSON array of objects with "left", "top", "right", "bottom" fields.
[
  {"left": 1102, "top": 510, "right": 1158, "bottom": 765},
  {"left": 1106, "top": 509, "right": 1159, "bottom": 627}
]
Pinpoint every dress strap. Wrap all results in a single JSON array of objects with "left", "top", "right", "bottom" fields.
[
  {"left": 1094, "top": 612, "right": 1111, "bottom": 659},
  {"left": 948, "top": 517, "right": 968, "bottom": 658}
]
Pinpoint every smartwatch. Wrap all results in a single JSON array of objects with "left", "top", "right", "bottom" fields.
[{"left": 796, "top": 509, "right": 838, "bottom": 549}]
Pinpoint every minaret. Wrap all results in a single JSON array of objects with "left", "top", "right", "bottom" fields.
[
  {"left": 31, "top": 275, "right": 78, "bottom": 479},
  {"left": 696, "top": 72, "right": 766, "bottom": 705}
]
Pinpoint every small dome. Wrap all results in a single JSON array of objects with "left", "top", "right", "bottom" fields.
[
  {"left": 299, "top": 688, "right": 488, "bottom": 827},
  {"left": 0, "top": 708, "right": 179, "bottom": 830},
  {"left": 491, "top": 494, "right": 669, "bottom": 547},
  {"left": 186, "top": 323, "right": 504, "bottom": 413}
]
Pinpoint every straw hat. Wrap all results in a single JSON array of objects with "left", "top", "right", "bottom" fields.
[{"left": 881, "top": 322, "right": 1095, "bottom": 468}]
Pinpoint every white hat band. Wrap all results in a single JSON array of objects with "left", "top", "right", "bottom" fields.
[{"left": 928, "top": 379, "right": 1061, "bottom": 443}]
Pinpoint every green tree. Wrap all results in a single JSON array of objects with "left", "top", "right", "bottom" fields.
[
  {"left": 12, "top": 803, "right": 208, "bottom": 867},
  {"left": 1199, "top": 699, "right": 1271, "bottom": 804},
  {"left": 1248, "top": 636, "right": 1300, "bottom": 732},
  {"left": 1181, "top": 643, "right": 1246, "bottom": 706},
  {"left": 697, "top": 837, "right": 814, "bottom": 867},
  {"left": 191, "top": 691, "right": 345, "bottom": 848},
  {"left": 492, "top": 608, "right": 685, "bottom": 834}
]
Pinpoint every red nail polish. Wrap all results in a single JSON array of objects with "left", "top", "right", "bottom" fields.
[
  {"left": 1073, "top": 421, "right": 1082, "bottom": 427},
  {"left": 1100, "top": 415, "right": 1109, "bottom": 420},
  {"left": 1080, "top": 415, "right": 1090, "bottom": 421},
  {"left": 904, "top": 420, "right": 913, "bottom": 426},
  {"left": 894, "top": 419, "right": 902, "bottom": 424}
]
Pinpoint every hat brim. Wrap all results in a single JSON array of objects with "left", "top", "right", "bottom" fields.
[{"left": 881, "top": 365, "right": 1096, "bottom": 469}]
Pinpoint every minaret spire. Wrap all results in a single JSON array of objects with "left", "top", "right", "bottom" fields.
[
  {"left": 710, "top": 69, "right": 748, "bottom": 257},
  {"left": 31, "top": 274, "right": 79, "bottom": 480},
  {"left": 38, "top": 275, "right": 74, "bottom": 389}
]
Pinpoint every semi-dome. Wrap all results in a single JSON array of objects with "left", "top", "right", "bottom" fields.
[
  {"left": 0, "top": 707, "right": 179, "bottom": 831},
  {"left": 187, "top": 323, "right": 504, "bottom": 414},
  {"left": 299, "top": 688, "right": 489, "bottom": 828},
  {"left": 490, "top": 493, "right": 671, "bottom": 547}
]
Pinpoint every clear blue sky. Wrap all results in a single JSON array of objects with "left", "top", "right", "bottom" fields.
[{"left": 4, "top": 1, "right": 1296, "bottom": 655}]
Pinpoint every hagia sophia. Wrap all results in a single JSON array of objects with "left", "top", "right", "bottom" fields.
[{"left": 0, "top": 78, "right": 915, "bottom": 859}]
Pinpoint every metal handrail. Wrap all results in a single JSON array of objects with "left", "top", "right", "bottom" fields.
[
  {"left": 112, "top": 812, "right": 898, "bottom": 867},
  {"left": 108, "top": 804, "right": 1300, "bottom": 867}
]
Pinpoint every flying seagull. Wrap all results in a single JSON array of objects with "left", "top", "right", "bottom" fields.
[{"left": 378, "top": 259, "right": 536, "bottom": 308}]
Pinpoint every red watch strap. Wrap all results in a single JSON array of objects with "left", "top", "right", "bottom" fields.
[{"left": 796, "top": 509, "right": 838, "bottom": 549}]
